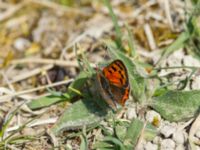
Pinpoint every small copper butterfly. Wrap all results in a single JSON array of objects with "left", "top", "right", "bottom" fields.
[{"left": 96, "top": 59, "right": 130, "bottom": 110}]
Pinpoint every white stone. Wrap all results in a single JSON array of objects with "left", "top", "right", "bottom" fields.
[
  {"left": 175, "top": 144, "right": 185, "bottom": 150},
  {"left": 146, "top": 110, "right": 161, "bottom": 126},
  {"left": 144, "top": 142, "right": 158, "bottom": 150},
  {"left": 194, "top": 145, "right": 200, "bottom": 150},
  {"left": 161, "top": 139, "right": 175, "bottom": 150},
  {"left": 160, "top": 125, "right": 176, "bottom": 138},
  {"left": 126, "top": 107, "right": 137, "bottom": 120},
  {"left": 13, "top": 38, "right": 31, "bottom": 51},
  {"left": 173, "top": 130, "right": 185, "bottom": 144}
]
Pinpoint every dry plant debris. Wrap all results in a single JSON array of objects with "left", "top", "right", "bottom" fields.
[{"left": 0, "top": 0, "right": 200, "bottom": 150}]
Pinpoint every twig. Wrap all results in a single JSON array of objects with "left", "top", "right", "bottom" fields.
[
  {"left": 10, "top": 64, "right": 53, "bottom": 83},
  {"left": 135, "top": 122, "right": 147, "bottom": 150},
  {"left": 6, "top": 117, "right": 58, "bottom": 132},
  {"left": 0, "top": 1, "right": 27, "bottom": 22},
  {"left": 0, "top": 79, "right": 73, "bottom": 103},
  {"left": 132, "top": 0, "right": 157, "bottom": 18},
  {"left": 11, "top": 58, "right": 78, "bottom": 67},
  {"left": 164, "top": 0, "right": 174, "bottom": 31},
  {"left": 189, "top": 114, "right": 200, "bottom": 148},
  {"left": 27, "top": 0, "right": 89, "bottom": 16},
  {"left": 144, "top": 23, "right": 156, "bottom": 50}
]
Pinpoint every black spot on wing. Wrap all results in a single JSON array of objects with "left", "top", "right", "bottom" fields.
[
  {"left": 118, "top": 70, "right": 124, "bottom": 79},
  {"left": 111, "top": 66, "right": 117, "bottom": 71},
  {"left": 108, "top": 70, "right": 112, "bottom": 74},
  {"left": 120, "top": 78, "right": 123, "bottom": 84},
  {"left": 116, "top": 62, "right": 124, "bottom": 70}
]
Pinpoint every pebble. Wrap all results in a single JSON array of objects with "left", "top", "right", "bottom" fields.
[
  {"left": 126, "top": 106, "right": 137, "bottom": 120},
  {"left": 146, "top": 110, "right": 161, "bottom": 126},
  {"left": 13, "top": 38, "right": 31, "bottom": 51},
  {"left": 175, "top": 144, "right": 185, "bottom": 150},
  {"left": 160, "top": 124, "right": 176, "bottom": 138},
  {"left": 144, "top": 142, "right": 158, "bottom": 150},
  {"left": 172, "top": 130, "right": 185, "bottom": 144},
  {"left": 194, "top": 145, "right": 200, "bottom": 150},
  {"left": 161, "top": 139, "right": 175, "bottom": 150},
  {"left": 153, "top": 136, "right": 162, "bottom": 144}
]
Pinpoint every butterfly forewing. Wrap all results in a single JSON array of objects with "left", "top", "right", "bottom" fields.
[{"left": 102, "top": 60, "right": 129, "bottom": 87}]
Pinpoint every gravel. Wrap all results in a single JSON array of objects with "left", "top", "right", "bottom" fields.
[
  {"left": 160, "top": 124, "right": 177, "bottom": 138},
  {"left": 161, "top": 139, "right": 176, "bottom": 150},
  {"left": 172, "top": 130, "right": 185, "bottom": 144},
  {"left": 144, "top": 142, "right": 158, "bottom": 150}
]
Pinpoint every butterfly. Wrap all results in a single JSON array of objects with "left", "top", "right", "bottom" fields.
[{"left": 96, "top": 59, "right": 130, "bottom": 110}]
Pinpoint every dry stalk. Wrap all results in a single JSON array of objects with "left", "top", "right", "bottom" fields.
[{"left": 0, "top": 79, "right": 73, "bottom": 103}]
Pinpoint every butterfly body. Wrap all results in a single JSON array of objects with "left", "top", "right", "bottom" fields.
[{"left": 96, "top": 59, "right": 130, "bottom": 110}]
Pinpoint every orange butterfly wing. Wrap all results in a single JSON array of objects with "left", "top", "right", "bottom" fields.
[
  {"left": 96, "top": 59, "right": 130, "bottom": 110},
  {"left": 102, "top": 60, "right": 129, "bottom": 87}
]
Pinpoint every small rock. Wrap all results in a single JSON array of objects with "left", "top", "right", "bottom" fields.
[
  {"left": 153, "top": 136, "right": 162, "bottom": 144},
  {"left": 136, "top": 140, "right": 146, "bottom": 150},
  {"left": 195, "top": 129, "right": 200, "bottom": 139},
  {"left": 161, "top": 139, "right": 175, "bottom": 150},
  {"left": 160, "top": 125, "right": 176, "bottom": 138},
  {"left": 146, "top": 110, "right": 161, "bottom": 126},
  {"left": 194, "top": 145, "right": 200, "bottom": 150},
  {"left": 175, "top": 144, "right": 185, "bottom": 150},
  {"left": 126, "top": 107, "right": 137, "bottom": 120},
  {"left": 173, "top": 130, "right": 185, "bottom": 144},
  {"left": 144, "top": 142, "right": 158, "bottom": 150},
  {"left": 13, "top": 38, "right": 31, "bottom": 51}
]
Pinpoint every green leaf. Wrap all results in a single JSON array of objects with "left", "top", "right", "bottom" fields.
[
  {"left": 51, "top": 98, "right": 107, "bottom": 135},
  {"left": 27, "top": 95, "right": 66, "bottom": 110},
  {"left": 123, "top": 119, "right": 144, "bottom": 149},
  {"left": 0, "top": 103, "right": 23, "bottom": 139},
  {"left": 152, "top": 90, "right": 200, "bottom": 122},
  {"left": 143, "top": 123, "right": 157, "bottom": 141},
  {"left": 92, "top": 141, "right": 115, "bottom": 150},
  {"left": 106, "top": 45, "right": 147, "bottom": 103},
  {"left": 27, "top": 71, "right": 89, "bottom": 110},
  {"left": 115, "top": 122, "right": 128, "bottom": 141},
  {"left": 67, "top": 71, "right": 90, "bottom": 97},
  {"left": 80, "top": 127, "right": 88, "bottom": 150}
]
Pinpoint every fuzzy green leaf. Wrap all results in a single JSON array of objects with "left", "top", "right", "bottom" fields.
[
  {"left": 152, "top": 90, "right": 200, "bottom": 122},
  {"left": 51, "top": 98, "right": 107, "bottom": 135}
]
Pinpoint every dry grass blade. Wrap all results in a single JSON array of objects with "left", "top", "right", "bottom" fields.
[
  {"left": 0, "top": 79, "right": 73, "bottom": 103},
  {"left": 10, "top": 64, "right": 53, "bottom": 83},
  {"left": 6, "top": 118, "right": 57, "bottom": 133},
  {"left": 144, "top": 23, "right": 156, "bottom": 50},
  {"left": 11, "top": 58, "right": 78, "bottom": 67},
  {"left": 27, "top": 0, "right": 90, "bottom": 15},
  {"left": 164, "top": 0, "right": 174, "bottom": 31},
  {"left": 0, "top": 1, "right": 27, "bottom": 22},
  {"left": 189, "top": 114, "right": 200, "bottom": 147}
]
